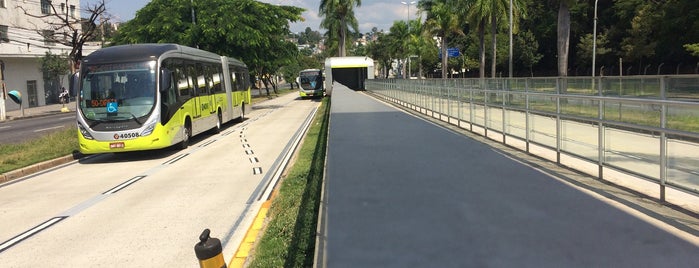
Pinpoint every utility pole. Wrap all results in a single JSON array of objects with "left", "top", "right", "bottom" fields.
[{"left": 0, "top": 60, "right": 5, "bottom": 121}]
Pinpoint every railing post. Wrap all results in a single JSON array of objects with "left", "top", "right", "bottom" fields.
[
  {"left": 598, "top": 76, "right": 605, "bottom": 180},
  {"left": 556, "top": 77, "right": 562, "bottom": 164},
  {"left": 659, "top": 76, "right": 667, "bottom": 201},
  {"left": 469, "top": 81, "right": 474, "bottom": 132},
  {"left": 502, "top": 78, "right": 507, "bottom": 144},
  {"left": 525, "top": 77, "right": 530, "bottom": 153}
]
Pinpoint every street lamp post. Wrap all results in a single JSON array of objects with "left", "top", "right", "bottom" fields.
[
  {"left": 401, "top": 1, "right": 415, "bottom": 79},
  {"left": 508, "top": 0, "right": 512, "bottom": 78}
]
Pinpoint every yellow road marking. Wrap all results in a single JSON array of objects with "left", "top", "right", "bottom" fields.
[{"left": 229, "top": 200, "right": 272, "bottom": 268}]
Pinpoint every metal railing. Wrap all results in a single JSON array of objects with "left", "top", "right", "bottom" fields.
[{"left": 367, "top": 76, "right": 699, "bottom": 202}]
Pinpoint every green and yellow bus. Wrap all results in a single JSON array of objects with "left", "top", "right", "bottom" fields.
[
  {"left": 73, "top": 44, "right": 250, "bottom": 154},
  {"left": 297, "top": 68, "right": 324, "bottom": 98}
]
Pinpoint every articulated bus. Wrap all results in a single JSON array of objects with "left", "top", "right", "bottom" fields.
[
  {"left": 297, "top": 68, "right": 324, "bottom": 98},
  {"left": 73, "top": 44, "right": 251, "bottom": 154}
]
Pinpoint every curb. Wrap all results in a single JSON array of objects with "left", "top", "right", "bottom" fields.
[{"left": 0, "top": 153, "right": 83, "bottom": 184}]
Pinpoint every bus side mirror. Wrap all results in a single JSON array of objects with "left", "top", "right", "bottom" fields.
[
  {"left": 69, "top": 72, "right": 79, "bottom": 97},
  {"left": 295, "top": 77, "right": 300, "bottom": 84},
  {"left": 160, "top": 68, "right": 172, "bottom": 92}
]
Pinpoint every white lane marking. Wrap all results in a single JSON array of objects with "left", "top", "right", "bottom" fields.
[
  {"left": 33, "top": 126, "right": 64, "bottom": 132},
  {"left": 253, "top": 167, "right": 263, "bottom": 175},
  {"left": 103, "top": 176, "right": 147, "bottom": 195},
  {"left": 0, "top": 217, "right": 66, "bottom": 253}
]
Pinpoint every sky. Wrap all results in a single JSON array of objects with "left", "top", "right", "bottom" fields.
[{"left": 87, "top": 0, "right": 420, "bottom": 34}]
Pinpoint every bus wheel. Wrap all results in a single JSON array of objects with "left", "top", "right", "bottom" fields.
[
  {"left": 239, "top": 103, "right": 246, "bottom": 121},
  {"left": 213, "top": 111, "right": 222, "bottom": 134},
  {"left": 177, "top": 123, "right": 191, "bottom": 150}
]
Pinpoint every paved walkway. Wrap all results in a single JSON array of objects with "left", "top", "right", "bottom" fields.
[{"left": 316, "top": 84, "right": 699, "bottom": 267}]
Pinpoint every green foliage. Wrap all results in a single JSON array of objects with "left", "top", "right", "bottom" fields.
[
  {"left": 0, "top": 128, "right": 78, "bottom": 174},
  {"left": 297, "top": 27, "right": 323, "bottom": 45},
  {"left": 319, "top": 0, "right": 362, "bottom": 56},
  {"left": 248, "top": 97, "right": 329, "bottom": 268},
  {"left": 684, "top": 44, "right": 699, "bottom": 57},
  {"left": 39, "top": 52, "right": 70, "bottom": 81},
  {"left": 110, "top": 0, "right": 304, "bottom": 82}
]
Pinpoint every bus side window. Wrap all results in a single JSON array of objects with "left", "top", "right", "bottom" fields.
[
  {"left": 228, "top": 68, "right": 240, "bottom": 91},
  {"left": 185, "top": 63, "right": 198, "bottom": 97},
  {"left": 212, "top": 65, "right": 223, "bottom": 93},
  {"left": 194, "top": 63, "right": 208, "bottom": 96}
]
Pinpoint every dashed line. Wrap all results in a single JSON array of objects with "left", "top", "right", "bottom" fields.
[
  {"left": 0, "top": 217, "right": 67, "bottom": 253},
  {"left": 242, "top": 144, "right": 250, "bottom": 148},
  {"left": 253, "top": 167, "right": 263, "bottom": 175},
  {"left": 103, "top": 176, "right": 147, "bottom": 194},
  {"left": 33, "top": 126, "right": 64, "bottom": 132},
  {"left": 245, "top": 150, "right": 254, "bottom": 155},
  {"left": 249, "top": 157, "right": 259, "bottom": 163},
  {"left": 162, "top": 153, "right": 189, "bottom": 165}
]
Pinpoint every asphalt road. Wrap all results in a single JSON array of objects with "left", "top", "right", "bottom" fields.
[
  {"left": 0, "top": 113, "right": 76, "bottom": 144},
  {"left": 0, "top": 93, "right": 319, "bottom": 266},
  {"left": 317, "top": 83, "right": 699, "bottom": 267}
]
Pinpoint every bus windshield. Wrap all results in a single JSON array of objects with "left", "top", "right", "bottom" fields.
[
  {"left": 79, "top": 61, "right": 157, "bottom": 122},
  {"left": 300, "top": 70, "right": 322, "bottom": 90}
]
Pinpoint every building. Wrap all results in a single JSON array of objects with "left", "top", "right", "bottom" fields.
[{"left": 0, "top": 0, "right": 98, "bottom": 114}]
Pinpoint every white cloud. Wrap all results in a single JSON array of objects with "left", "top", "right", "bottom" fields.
[{"left": 286, "top": 0, "right": 414, "bottom": 34}]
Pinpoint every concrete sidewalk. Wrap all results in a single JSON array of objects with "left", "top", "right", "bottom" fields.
[{"left": 316, "top": 84, "right": 699, "bottom": 267}]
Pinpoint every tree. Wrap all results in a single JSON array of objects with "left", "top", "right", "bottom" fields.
[
  {"left": 111, "top": 0, "right": 303, "bottom": 95},
  {"left": 18, "top": 0, "right": 107, "bottom": 71},
  {"left": 389, "top": 21, "right": 410, "bottom": 78},
  {"left": 319, "top": 0, "right": 362, "bottom": 57},
  {"left": 684, "top": 44, "right": 699, "bottom": 57},
  {"left": 556, "top": 0, "right": 574, "bottom": 77},
  {"left": 576, "top": 32, "right": 610, "bottom": 73},
  {"left": 515, "top": 30, "right": 543, "bottom": 77},
  {"left": 409, "top": 18, "right": 438, "bottom": 78},
  {"left": 367, "top": 32, "right": 393, "bottom": 78},
  {"left": 39, "top": 52, "right": 70, "bottom": 103},
  {"left": 421, "top": 0, "right": 463, "bottom": 78}
]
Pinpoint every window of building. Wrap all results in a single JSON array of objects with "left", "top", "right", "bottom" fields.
[
  {"left": 0, "top": 25, "right": 8, "bottom": 43},
  {"left": 70, "top": 5, "right": 76, "bottom": 18},
  {"left": 0, "top": 0, "right": 7, "bottom": 9},
  {"left": 60, "top": 3, "right": 65, "bottom": 14},
  {"left": 42, "top": 30, "right": 55, "bottom": 46},
  {"left": 41, "top": 0, "right": 51, "bottom": 14}
]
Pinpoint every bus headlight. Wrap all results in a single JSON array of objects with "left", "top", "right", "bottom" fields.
[
  {"left": 140, "top": 120, "right": 157, "bottom": 136},
  {"left": 78, "top": 122, "right": 94, "bottom": 140}
]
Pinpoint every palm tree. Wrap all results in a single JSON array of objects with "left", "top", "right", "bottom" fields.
[
  {"left": 389, "top": 21, "right": 410, "bottom": 78},
  {"left": 464, "top": 0, "right": 489, "bottom": 78},
  {"left": 409, "top": 18, "right": 435, "bottom": 78},
  {"left": 557, "top": 0, "right": 573, "bottom": 77},
  {"left": 319, "top": 0, "right": 361, "bottom": 57},
  {"left": 463, "top": 0, "right": 525, "bottom": 78},
  {"left": 421, "top": 0, "right": 463, "bottom": 78}
]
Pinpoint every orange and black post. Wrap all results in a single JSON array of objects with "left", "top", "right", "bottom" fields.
[{"left": 194, "top": 229, "right": 226, "bottom": 268}]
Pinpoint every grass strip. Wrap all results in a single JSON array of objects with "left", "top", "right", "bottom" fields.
[
  {"left": 0, "top": 127, "right": 79, "bottom": 174},
  {"left": 247, "top": 97, "right": 329, "bottom": 268}
]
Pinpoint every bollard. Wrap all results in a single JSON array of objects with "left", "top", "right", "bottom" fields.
[{"left": 194, "top": 229, "right": 227, "bottom": 268}]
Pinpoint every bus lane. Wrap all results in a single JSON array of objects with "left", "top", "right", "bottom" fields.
[{"left": 0, "top": 92, "right": 319, "bottom": 266}]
